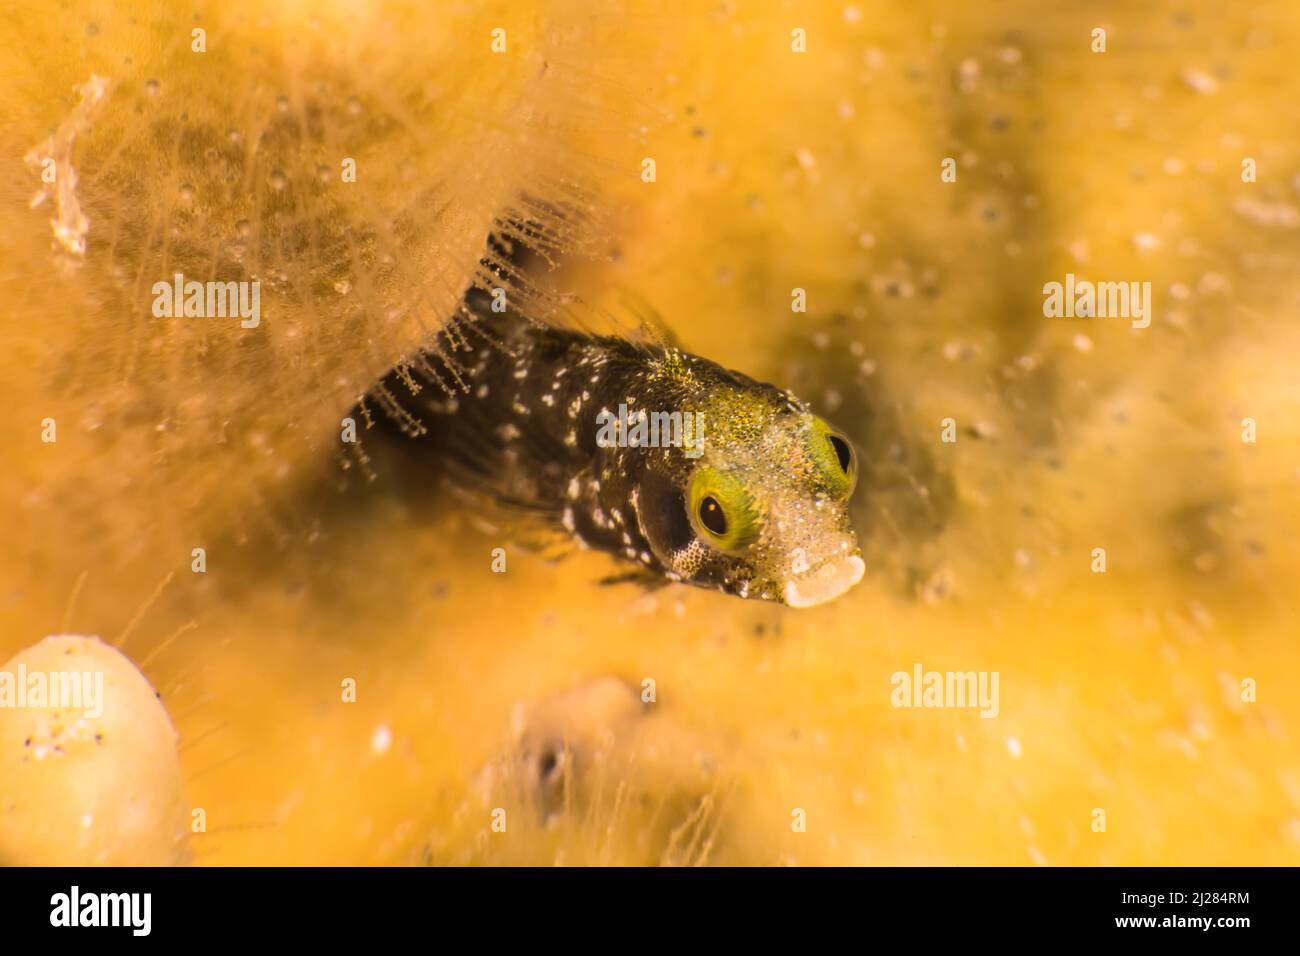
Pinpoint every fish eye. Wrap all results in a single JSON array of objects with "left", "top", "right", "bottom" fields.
[
  {"left": 688, "top": 467, "right": 759, "bottom": 552},
  {"left": 808, "top": 417, "right": 857, "bottom": 498},
  {"left": 699, "top": 495, "right": 727, "bottom": 535},
  {"left": 828, "top": 434, "right": 853, "bottom": 474}
]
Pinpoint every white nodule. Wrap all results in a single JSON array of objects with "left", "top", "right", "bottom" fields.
[{"left": 783, "top": 555, "right": 865, "bottom": 608}]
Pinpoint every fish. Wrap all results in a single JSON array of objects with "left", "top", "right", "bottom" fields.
[{"left": 358, "top": 287, "right": 865, "bottom": 608}]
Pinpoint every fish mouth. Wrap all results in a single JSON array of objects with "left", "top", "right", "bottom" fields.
[{"left": 782, "top": 554, "right": 866, "bottom": 608}]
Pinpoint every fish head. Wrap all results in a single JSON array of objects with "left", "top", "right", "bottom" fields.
[{"left": 634, "top": 384, "right": 864, "bottom": 607}]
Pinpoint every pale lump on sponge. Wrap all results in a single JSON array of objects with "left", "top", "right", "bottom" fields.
[{"left": 0, "top": 635, "right": 190, "bottom": 865}]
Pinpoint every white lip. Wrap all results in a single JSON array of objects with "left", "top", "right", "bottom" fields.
[{"left": 782, "top": 555, "right": 865, "bottom": 608}]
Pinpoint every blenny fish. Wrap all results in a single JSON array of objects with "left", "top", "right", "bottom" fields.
[{"left": 360, "top": 287, "right": 865, "bottom": 607}]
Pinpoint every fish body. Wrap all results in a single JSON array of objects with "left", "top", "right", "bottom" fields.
[{"left": 363, "top": 291, "right": 864, "bottom": 607}]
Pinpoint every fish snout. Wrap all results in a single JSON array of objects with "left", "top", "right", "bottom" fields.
[{"left": 782, "top": 553, "right": 865, "bottom": 608}]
